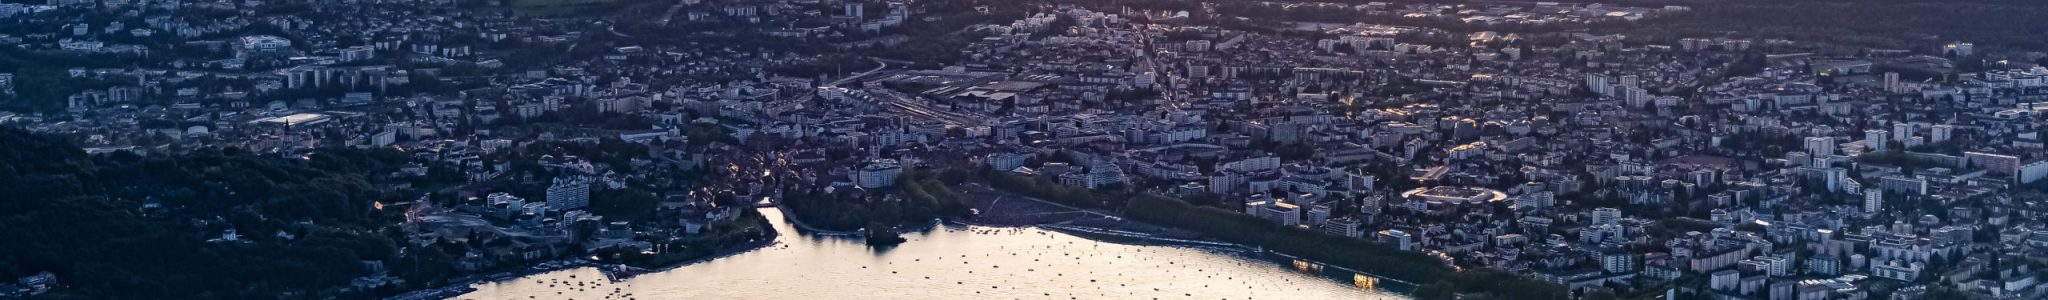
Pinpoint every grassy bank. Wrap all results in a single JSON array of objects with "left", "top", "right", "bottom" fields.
[
  {"left": 1121, "top": 194, "right": 1566, "bottom": 300},
  {"left": 974, "top": 168, "right": 1565, "bottom": 299}
]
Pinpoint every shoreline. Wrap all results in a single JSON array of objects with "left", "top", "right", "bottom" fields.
[
  {"left": 1263, "top": 251, "right": 1418, "bottom": 286},
  {"left": 951, "top": 186, "right": 1425, "bottom": 289},
  {"left": 1027, "top": 221, "right": 1419, "bottom": 288},
  {"left": 772, "top": 202, "right": 863, "bottom": 236},
  {"left": 1036, "top": 223, "right": 1253, "bottom": 251},
  {"left": 601, "top": 227, "right": 783, "bottom": 280},
  {"left": 400, "top": 204, "right": 1411, "bottom": 299},
  {"left": 386, "top": 260, "right": 592, "bottom": 300},
  {"left": 980, "top": 218, "right": 1421, "bottom": 289},
  {"left": 388, "top": 216, "right": 783, "bottom": 300}
]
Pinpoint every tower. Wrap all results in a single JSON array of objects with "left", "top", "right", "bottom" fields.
[
  {"left": 1892, "top": 123, "right": 1911, "bottom": 143},
  {"left": 1624, "top": 86, "right": 1650, "bottom": 108},
  {"left": 1592, "top": 207, "right": 1622, "bottom": 226},
  {"left": 1883, "top": 72, "right": 1900, "bottom": 93},
  {"left": 1805, "top": 136, "right": 1835, "bottom": 157},
  {"left": 844, "top": 1, "right": 864, "bottom": 19},
  {"left": 546, "top": 176, "right": 590, "bottom": 210},
  {"left": 1586, "top": 73, "right": 1611, "bottom": 96}
]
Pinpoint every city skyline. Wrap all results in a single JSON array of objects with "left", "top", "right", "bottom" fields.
[{"left": 2, "top": 0, "right": 2048, "bottom": 299}]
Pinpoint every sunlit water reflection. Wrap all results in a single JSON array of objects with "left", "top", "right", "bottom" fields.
[{"left": 457, "top": 208, "right": 1410, "bottom": 299}]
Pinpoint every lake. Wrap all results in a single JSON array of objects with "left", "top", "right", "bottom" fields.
[{"left": 455, "top": 208, "right": 1411, "bottom": 299}]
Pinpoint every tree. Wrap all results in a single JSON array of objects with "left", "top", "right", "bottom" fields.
[{"left": 590, "top": 188, "right": 661, "bottom": 222}]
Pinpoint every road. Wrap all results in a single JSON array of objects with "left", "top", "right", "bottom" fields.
[
  {"left": 796, "top": 57, "right": 987, "bottom": 126},
  {"left": 828, "top": 57, "right": 893, "bottom": 86},
  {"left": 657, "top": 0, "right": 687, "bottom": 26},
  {"left": 1134, "top": 22, "right": 1177, "bottom": 107},
  {"left": 961, "top": 183, "right": 1119, "bottom": 221},
  {"left": 770, "top": 58, "right": 892, "bottom": 113}
]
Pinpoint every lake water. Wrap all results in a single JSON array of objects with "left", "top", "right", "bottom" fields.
[{"left": 456, "top": 208, "right": 1411, "bottom": 300}]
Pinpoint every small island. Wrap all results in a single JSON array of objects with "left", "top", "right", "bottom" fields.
[{"left": 862, "top": 223, "right": 907, "bottom": 246}]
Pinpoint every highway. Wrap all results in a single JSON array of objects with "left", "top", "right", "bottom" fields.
[
  {"left": 831, "top": 58, "right": 893, "bottom": 86},
  {"left": 770, "top": 58, "right": 893, "bottom": 113},
  {"left": 810, "top": 57, "right": 987, "bottom": 126}
]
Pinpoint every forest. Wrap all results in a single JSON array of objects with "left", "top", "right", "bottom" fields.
[
  {"left": 779, "top": 168, "right": 974, "bottom": 231},
  {"left": 0, "top": 126, "right": 453, "bottom": 298}
]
